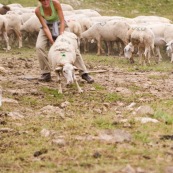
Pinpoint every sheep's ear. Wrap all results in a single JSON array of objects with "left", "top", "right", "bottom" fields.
[
  {"left": 91, "top": 39, "right": 95, "bottom": 43},
  {"left": 73, "top": 66, "right": 78, "bottom": 71},
  {"left": 55, "top": 66, "right": 63, "bottom": 72},
  {"left": 160, "top": 38, "right": 166, "bottom": 45},
  {"left": 125, "top": 47, "right": 130, "bottom": 52}
]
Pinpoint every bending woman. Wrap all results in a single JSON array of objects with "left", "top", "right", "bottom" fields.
[{"left": 35, "top": 0, "right": 94, "bottom": 83}]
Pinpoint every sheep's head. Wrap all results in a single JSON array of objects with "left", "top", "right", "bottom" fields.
[
  {"left": 124, "top": 42, "right": 134, "bottom": 59},
  {"left": 62, "top": 64, "right": 77, "bottom": 85},
  {"left": 0, "top": 5, "right": 11, "bottom": 15},
  {"left": 166, "top": 41, "right": 173, "bottom": 57}
]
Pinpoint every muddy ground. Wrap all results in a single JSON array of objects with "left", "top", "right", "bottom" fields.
[{"left": 0, "top": 48, "right": 173, "bottom": 173}]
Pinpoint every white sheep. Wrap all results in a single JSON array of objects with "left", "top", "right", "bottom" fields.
[
  {"left": 165, "top": 24, "right": 173, "bottom": 62},
  {"left": 166, "top": 41, "right": 173, "bottom": 63},
  {"left": 128, "top": 23, "right": 173, "bottom": 63},
  {"left": 7, "top": 3, "right": 23, "bottom": 8},
  {"left": 20, "top": 15, "right": 40, "bottom": 33},
  {"left": 74, "top": 9, "right": 101, "bottom": 17},
  {"left": 48, "top": 31, "right": 83, "bottom": 94},
  {"left": 0, "top": 15, "right": 11, "bottom": 51},
  {"left": 66, "top": 19, "right": 82, "bottom": 43},
  {"left": 134, "top": 15, "right": 172, "bottom": 24},
  {"left": 125, "top": 26, "right": 155, "bottom": 65},
  {"left": 61, "top": 3, "right": 74, "bottom": 11},
  {"left": 81, "top": 20, "right": 131, "bottom": 56},
  {"left": 20, "top": 15, "right": 41, "bottom": 44},
  {"left": 5, "top": 13, "right": 23, "bottom": 48}
]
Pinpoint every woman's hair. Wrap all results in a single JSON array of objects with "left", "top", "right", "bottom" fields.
[{"left": 37, "top": 1, "right": 42, "bottom": 7}]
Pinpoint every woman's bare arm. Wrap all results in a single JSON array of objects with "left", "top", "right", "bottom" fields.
[
  {"left": 53, "top": 0, "right": 65, "bottom": 35},
  {"left": 35, "top": 7, "right": 54, "bottom": 44}
]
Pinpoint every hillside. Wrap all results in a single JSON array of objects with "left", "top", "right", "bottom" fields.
[{"left": 1, "top": 0, "right": 173, "bottom": 19}]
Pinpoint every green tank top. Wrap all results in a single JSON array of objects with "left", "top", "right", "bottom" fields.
[{"left": 40, "top": 0, "right": 59, "bottom": 22}]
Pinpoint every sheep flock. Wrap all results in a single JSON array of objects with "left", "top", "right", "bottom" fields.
[{"left": 0, "top": 2, "right": 173, "bottom": 65}]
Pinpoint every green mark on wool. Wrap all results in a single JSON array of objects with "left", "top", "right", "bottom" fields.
[{"left": 61, "top": 52, "right": 66, "bottom": 57}]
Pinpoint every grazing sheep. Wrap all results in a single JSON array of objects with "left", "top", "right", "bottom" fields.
[
  {"left": 128, "top": 23, "right": 173, "bottom": 63},
  {"left": 5, "top": 13, "right": 22, "bottom": 48},
  {"left": 48, "top": 31, "right": 83, "bottom": 94},
  {"left": 66, "top": 19, "right": 82, "bottom": 44},
  {"left": 65, "top": 15, "right": 93, "bottom": 53},
  {"left": 20, "top": 15, "right": 41, "bottom": 44},
  {"left": 0, "top": 5, "right": 11, "bottom": 15},
  {"left": 134, "top": 15, "right": 172, "bottom": 24},
  {"left": 7, "top": 3, "right": 23, "bottom": 8},
  {"left": 125, "top": 26, "right": 155, "bottom": 65},
  {"left": 74, "top": 9, "right": 101, "bottom": 17},
  {"left": 81, "top": 20, "right": 131, "bottom": 56},
  {"left": 124, "top": 42, "right": 135, "bottom": 63},
  {"left": 166, "top": 41, "right": 173, "bottom": 63},
  {"left": 61, "top": 3, "right": 74, "bottom": 11},
  {"left": 0, "top": 15, "right": 11, "bottom": 51}
]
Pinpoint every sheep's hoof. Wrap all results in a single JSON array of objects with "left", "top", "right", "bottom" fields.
[
  {"left": 78, "top": 89, "right": 83, "bottom": 93},
  {"left": 3, "top": 46, "right": 11, "bottom": 51},
  {"left": 58, "top": 90, "right": 63, "bottom": 94},
  {"left": 130, "top": 59, "right": 134, "bottom": 64}
]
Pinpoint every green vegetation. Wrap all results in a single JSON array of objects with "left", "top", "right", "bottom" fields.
[
  {"left": 1, "top": 1, "right": 173, "bottom": 173},
  {"left": 2, "top": 0, "right": 173, "bottom": 20}
]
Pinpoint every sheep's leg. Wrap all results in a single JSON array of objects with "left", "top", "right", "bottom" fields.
[
  {"left": 74, "top": 75, "right": 83, "bottom": 93},
  {"left": 55, "top": 71, "right": 62, "bottom": 94},
  {"left": 96, "top": 40, "right": 101, "bottom": 56},
  {"left": 84, "top": 38, "right": 88, "bottom": 53},
  {"left": 97, "top": 37, "right": 105, "bottom": 56},
  {"left": 3, "top": 32, "right": 11, "bottom": 51},
  {"left": 155, "top": 46, "right": 162, "bottom": 63},
  {"left": 130, "top": 55, "right": 135, "bottom": 64},
  {"left": 171, "top": 53, "right": 173, "bottom": 63},
  {"left": 83, "top": 39, "right": 87, "bottom": 53},
  {"left": 119, "top": 42, "right": 125, "bottom": 56},
  {"left": 107, "top": 41, "right": 111, "bottom": 56},
  {"left": 138, "top": 47, "right": 143, "bottom": 65},
  {"left": 13, "top": 29, "right": 22, "bottom": 48},
  {"left": 145, "top": 47, "right": 151, "bottom": 65}
]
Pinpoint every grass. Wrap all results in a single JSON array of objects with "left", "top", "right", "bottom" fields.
[{"left": 1, "top": 0, "right": 173, "bottom": 173}]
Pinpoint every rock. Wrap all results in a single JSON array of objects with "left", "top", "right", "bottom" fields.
[
  {"left": 135, "top": 117, "right": 159, "bottom": 124},
  {"left": 136, "top": 167, "right": 146, "bottom": 173},
  {"left": 2, "top": 98, "right": 19, "bottom": 104},
  {"left": 93, "top": 108, "right": 102, "bottom": 114},
  {"left": 116, "top": 87, "right": 132, "bottom": 96},
  {"left": 33, "top": 148, "right": 48, "bottom": 157},
  {"left": 98, "top": 129, "right": 131, "bottom": 143},
  {"left": 93, "top": 151, "right": 101, "bottom": 158},
  {"left": 0, "top": 128, "right": 14, "bottom": 133},
  {"left": 0, "top": 66, "right": 7, "bottom": 73},
  {"left": 8, "top": 112, "right": 24, "bottom": 119},
  {"left": 75, "top": 135, "right": 94, "bottom": 141},
  {"left": 60, "top": 101, "right": 70, "bottom": 108},
  {"left": 136, "top": 105, "right": 154, "bottom": 116},
  {"left": 40, "top": 129, "right": 51, "bottom": 137},
  {"left": 52, "top": 138, "right": 66, "bottom": 147},
  {"left": 40, "top": 105, "right": 64, "bottom": 118},
  {"left": 126, "top": 102, "right": 136, "bottom": 110},
  {"left": 122, "top": 164, "right": 136, "bottom": 173},
  {"left": 90, "top": 87, "right": 96, "bottom": 91},
  {"left": 165, "top": 166, "right": 173, "bottom": 173}
]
